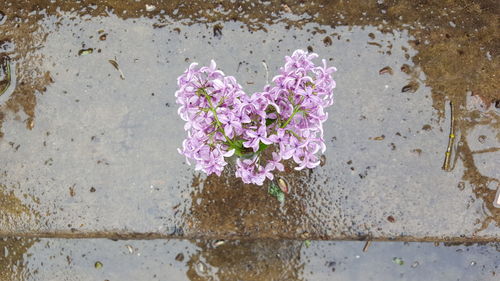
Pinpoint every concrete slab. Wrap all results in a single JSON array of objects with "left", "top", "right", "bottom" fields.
[
  {"left": 1, "top": 238, "right": 499, "bottom": 281},
  {"left": 0, "top": 1, "right": 499, "bottom": 241}
]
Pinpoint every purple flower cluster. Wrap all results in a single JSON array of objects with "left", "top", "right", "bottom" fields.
[{"left": 176, "top": 49, "right": 336, "bottom": 185}]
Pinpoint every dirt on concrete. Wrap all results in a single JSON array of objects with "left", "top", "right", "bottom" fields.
[{"left": 0, "top": 0, "right": 498, "bottom": 240}]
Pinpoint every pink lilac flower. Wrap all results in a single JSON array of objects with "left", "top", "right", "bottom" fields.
[
  {"left": 265, "top": 152, "right": 284, "bottom": 172},
  {"left": 176, "top": 50, "right": 336, "bottom": 185},
  {"left": 244, "top": 125, "right": 273, "bottom": 152}
]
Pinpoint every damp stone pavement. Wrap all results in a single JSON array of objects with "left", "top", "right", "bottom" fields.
[
  {"left": 1, "top": 1, "right": 500, "bottom": 280},
  {"left": 1, "top": 0, "right": 499, "bottom": 243}
]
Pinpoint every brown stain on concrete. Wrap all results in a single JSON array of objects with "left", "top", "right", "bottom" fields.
[
  {"left": 1, "top": 185, "right": 32, "bottom": 217},
  {"left": 457, "top": 109, "right": 500, "bottom": 231},
  {"left": 0, "top": 0, "right": 497, "bottom": 135},
  {"left": 185, "top": 160, "right": 331, "bottom": 239},
  {"left": 0, "top": 186, "right": 39, "bottom": 280},
  {"left": 0, "top": 2, "right": 53, "bottom": 137},
  {"left": 0, "top": 0, "right": 497, "bottom": 238},
  {"left": 186, "top": 240, "right": 303, "bottom": 281},
  {"left": 0, "top": 185, "right": 41, "bottom": 232},
  {"left": 0, "top": 237, "right": 37, "bottom": 281}
]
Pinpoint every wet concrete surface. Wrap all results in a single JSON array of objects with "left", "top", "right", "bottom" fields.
[
  {"left": 0, "top": 0, "right": 499, "bottom": 241},
  {"left": 1, "top": 238, "right": 499, "bottom": 281}
]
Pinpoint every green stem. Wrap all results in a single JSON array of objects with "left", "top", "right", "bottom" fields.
[
  {"left": 281, "top": 107, "right": 300, "bottom": 129},
  {"left": 280, "top": 96, "right": 304, "bottom": 129},
  {"left": 287, "top": 129, "right": 302, "bottom": 140},
  {"left": 200, "top": 88, "right": 234, "bottom": 146}
]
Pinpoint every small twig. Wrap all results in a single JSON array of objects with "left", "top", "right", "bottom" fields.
[
  {"left": 442, "top": 101, "right": 455, "bottom": 171},
  {"left": 262, "top": 60, "right": 269, "bottom": 85},
  {"left": 471, "top": 147, "right": 500, "bottom": 154},
  {"left": 0, "top": 57, "right": 11, "bottom": 96},
  {"left": 108, "top": 58, "right": 125, "bottom": 80},
  {"left": 362, "top": 240, "right": 372, "bottom": 252}
]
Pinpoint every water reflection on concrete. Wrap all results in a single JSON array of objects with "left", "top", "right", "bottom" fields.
[
  {"left": 0, "top": 238, "right": 37, "bottom": 281},
  {"left": 0, "top": 0, "right": 498, "bottom": 240},
  {"left": 0, "top": 185, "right": 40, "bottom": 235},
  {"left": 1, "top": 238, "right": 499, "bottom": 281},
  {"left": 186, "top": 240, "right": 303, "bottom": 281}
]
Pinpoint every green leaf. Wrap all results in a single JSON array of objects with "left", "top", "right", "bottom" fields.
[
  {"left": 268, "top": 181, "right": 285, "bottom": 202},
  {"left": 265, "top": 118, "right": 277, "bottom": 126},
  {"left": 257, "top": 141, "right": 270, "bottom": 153},
  {"left": 229, "top": 140, "right": 243, "bottom": 155},
  {"left": 229, "top": 139, "right": 257, "bottom": 158},
  {"left": 392, "top": 257, "right": 404, "bottom": 266},
  {"left": 78, "top": 48, "right": 93, "bottom": 56},
  {"left": 232, "top": 139, "right": 244, "bottom": 147},
  {"left": 276, "top": 192, "right": 285, "bottom": 203},
  {"left": 94, "top": 261, "right": 103, "bottom": 269},
  {"left": 304, "top": 240, "right": 311, "bottom": 248},
  {"left": 268, "top": 181, "right": 280, "bottom": 196}
]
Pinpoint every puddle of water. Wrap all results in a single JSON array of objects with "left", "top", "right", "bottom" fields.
[
  {"left": 1, "top": 238, "right": 499, "bottom": 281},
  {"left": 0, "top": 0, "right": 498, "bottom": 239},
  {"left": 0, "top": 185, "right": 40, "bottom": 234}
]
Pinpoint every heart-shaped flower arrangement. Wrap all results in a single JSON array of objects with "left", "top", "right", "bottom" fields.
[{"left": 176, "top": 49, "right": 336, "bottom": 186}]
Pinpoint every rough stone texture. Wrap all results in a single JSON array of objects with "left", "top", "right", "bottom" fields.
[
  {"left": 1, "top": 238, "right": 499, "bottom": 281},
  {"left": 0, "top": 0, "right": 498, "bottom": 241}
]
